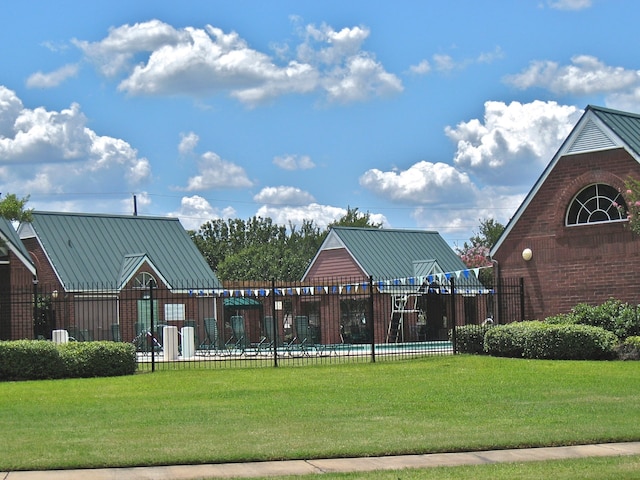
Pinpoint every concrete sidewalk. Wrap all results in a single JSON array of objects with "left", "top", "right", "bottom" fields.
[{"left": 3, "top": 442, "right": 640, "bottom": 479}]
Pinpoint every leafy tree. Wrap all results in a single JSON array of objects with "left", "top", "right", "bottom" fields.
[
  {"left": 191, "top": 216, "right": 325, "bottom": 281},
  {"left": 328, "top": 206, "right": 383, "bottom": 229},
  {"left": 0, "top": 193, "right": 33, "bottom": 223},
  {"left": 457, "top": 218, "right": 505, "bottom": 285},
  {"left": 190, "top": 216, "right": 288, "bottom": 273},
  {"left": 464, "top": 217, "right": 505, "bottom": 250},
  {"left": 191, "top": 206, "right": 382, "bottom": 281}
]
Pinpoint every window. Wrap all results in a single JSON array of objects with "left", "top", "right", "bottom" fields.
[
  {"left": 134, "top": 272, "right": 156, "bottom": 289},
  {"left": 566, "top": 184, "right": 627, "bottom": 226}
]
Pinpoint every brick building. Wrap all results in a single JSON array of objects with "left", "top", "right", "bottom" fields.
[
  {"left": 0, "top": 218, "right": 37, "bottom": 340},
  {"left": 491, "top": 105, "right": 640, "bottom": 320},
  {"left": 16, "top": 212, "right": 221, "bottom": 342}
]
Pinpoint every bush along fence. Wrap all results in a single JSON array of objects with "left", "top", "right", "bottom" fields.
[
  {"left": 0, "top": 271, "right": 524, "bottom": 371},
  {"left": 456, "top": 298, "right": 640, "bottom": 360}
]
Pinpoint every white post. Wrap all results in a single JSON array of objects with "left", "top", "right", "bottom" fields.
[
  {"left": 52, "top": 329, "right": 69, "bottom": 344},
  {"left": 163, "top": 326, "right": 179, "bottom": 361},
  {"left": 181, "top": 326, "right": 195, "bottom": 358}
]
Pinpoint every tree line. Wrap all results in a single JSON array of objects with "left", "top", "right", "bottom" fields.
[{"left": 189, "top": 207, "right": 382, "bottom": 281}]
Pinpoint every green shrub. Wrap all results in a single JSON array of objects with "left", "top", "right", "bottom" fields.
[
  {"left": 456, "top": 325, "right": 492, "bottom": 354},
  {"left": 0, "top": 340, "right": 65, "bottom": 381},
  {"left": 0, "top": 340, "right": 136, "bottom": 381},
  {"left": 59, "top": 341, "right": 136, "bottom": 378},
  {"left": 616, "top": 335, "right": 640, "bottom": 360},
  {"left": 547, "top": 299, "right": 640, "bottom": 340},
  {"left": 483, "top": 321, "right": 541, "bottom": 357},
  {"left": 483, "top": 321, "right": 617, "bottom": 360},
  {"left": 522, "top": 324, "right": 617, "bottom": 360}
]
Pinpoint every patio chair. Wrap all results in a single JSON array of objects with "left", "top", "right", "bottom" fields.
[
  {"left": 198, "top": 318, "right": 220, "bottom": 354},
  {"left": 257, "top": 315, "right": 277, "bottom": 354},
  {"left": 225, "top": 315, "right": 248, "bottom": 353},
  {"left": 285, "top": 315, "right": 313, "bottom": 356}
]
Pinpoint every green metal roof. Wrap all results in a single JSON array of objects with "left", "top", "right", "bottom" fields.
[
  {"left": 588, "top": 105, "right": 640, "bottom": 157},
  {"left": 330, "top": 227, "right": 469, "bottom": 280},
  {"left": 21, "top": 212, "right": 220, "bottom": 291},
  {"left": 0, "top": 218, "right": 35, "bottom": 274}
]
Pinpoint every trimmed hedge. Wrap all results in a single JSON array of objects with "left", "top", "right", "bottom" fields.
[
  {"left": 545, "top": 299, "right": 640, "bottom": 340},
  {"left": 483, "top": 322, "right": 534, "bottom": 358},
  {"left": 455, "top": 325, "right": 492, "bottom": 354},
  {"left": 0, "top": 340, "right": 136, "bottom": 381},
  {"left": 59, "top": 342, "right": 137, "bottom": 378},
  {"left": 484, "top": 321, "right": 617, "bottom": 360},
  {"left": 0, "top": 340, "right": 65, "bottom": 381}
]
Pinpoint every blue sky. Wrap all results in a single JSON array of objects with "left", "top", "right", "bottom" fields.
[{"left": 0, "top": 0, "right": 637, "bottom": 246}]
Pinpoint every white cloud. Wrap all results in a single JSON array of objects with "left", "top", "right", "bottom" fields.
[
  {"left": 409, "top": 60, "right": 431, "bottom": 75},
  {"left": 409, "top": 47, "right": 503, "bottom": 76},
  {"left": 359, "top": 161, "right": 478, "bottom": 205},
  {"left": 547, "top": 0, "right": 592, "bottom": 11},
  {"left": 445, "top": 100, "right": 581, "bottom": 185},
  {"left": 323, "top": 54, "right": 403, "bottom": 103},
  {"left": 74, "top": 19, "right": 401, "bottom": 106},
  {"left": 180, "top": 151, "right": 253, "bottom": 191},
  {"left": 273, "top": 154, "right": 315, "bottom": 170},
  {"left": 26, "top": 64, "right": 79, "bottom": 88},
  {"left": 73, "top": 19, "right": 186, "bottom": 77},
  {"left": 0, "top": 85, "right": 151, "bottom": 195},
  {"left": 0, "top": 86, "right": 23, "bottom": 137},
  {"left": 178, "top": 132, "right": 199, "bottom": 155},
  {"left": 505, "top": 55, "right": 640, "bottom": 96},
  {"left": 253, "top": 186, "right": 315, "bottom": 205},
  {"left": 433, "top": 54, "right": 455, "bottom": 72},
  {"left": 411, "top": 187, "right": 524, "bottom": 246},
  {"left": 255, "top": 203, "right": 388, "bottom": 229},
  {"left": 169, "top": 195, "right": 236, "bottom": 230}
]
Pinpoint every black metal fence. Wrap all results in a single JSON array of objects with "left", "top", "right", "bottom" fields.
[{"left": 0, "top": 272, "right": 524, "bottom": 370}]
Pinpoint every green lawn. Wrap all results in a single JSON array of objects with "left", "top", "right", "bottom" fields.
[
  {"left": 1, "top": 355, "right": 639, "bottom": 471},
  {"left": 251, "top": 455, "right": 640, "bottom": 480}
]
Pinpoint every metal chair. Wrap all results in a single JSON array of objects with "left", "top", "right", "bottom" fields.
[
  {"left": 225, "top": 315, "right": 247, "bottom": 354},
  {"left": 198, "top": 318, "right": 220, "bottom": 355}
]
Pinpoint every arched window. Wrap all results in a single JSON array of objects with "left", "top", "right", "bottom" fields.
[
  {"left": 566, "top": 183, "right": 627, "bottom": 226},
  {"left": 134, "top": 272, "right": 156, "bottom": 289}
]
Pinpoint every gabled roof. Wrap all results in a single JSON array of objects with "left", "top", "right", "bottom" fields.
[
  {"left": 304, "top": 227, "right": 469, "bottom": 281},
  {"left": 0, "top": 218, "right": 36, "bottom": 275},
  {"left": 18, "top": 211, "right": 220, "bottom": 291},
  {"left": 491, "top": 105, "right": 640, "bottom": 256}
]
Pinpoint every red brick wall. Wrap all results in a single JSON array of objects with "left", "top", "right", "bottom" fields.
[
  {"left": 493, "top": 148, "right": 640, "bottom": 320},
  {"left": 304, "top": 248, "right": 366, "bottom": 281},
  {"left": 1, "top": 253, "right": 36, "bottom": 339}
]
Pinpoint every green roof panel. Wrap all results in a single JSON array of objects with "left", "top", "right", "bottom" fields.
[
  {"left": 588, "top": 105, "right": 640, "bottom": 157},
  {"left": 331, "top": 227, "right": 469, "bottom": 280},
  {"left": 25, "top": 212, "right": 220, "bottom": 290}
]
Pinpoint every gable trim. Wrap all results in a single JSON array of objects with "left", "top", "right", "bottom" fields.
[
  {"left": 0, "top": 234, "right": 36, "bottom": 275},
  {"left": 117, "top": 254, "right": 172, "bottom": 291}
]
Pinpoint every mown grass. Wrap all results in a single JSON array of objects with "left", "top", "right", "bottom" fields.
[
  {"left": 252, "top": 455, "right": 640, "bottom": 480},
  {"left": 1, "top": 355, "right": 639, "bottom": 471}
]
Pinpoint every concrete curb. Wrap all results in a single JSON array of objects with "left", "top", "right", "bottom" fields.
[{"left": 3, "top": 442, "right": 640, "bottom": 479}]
